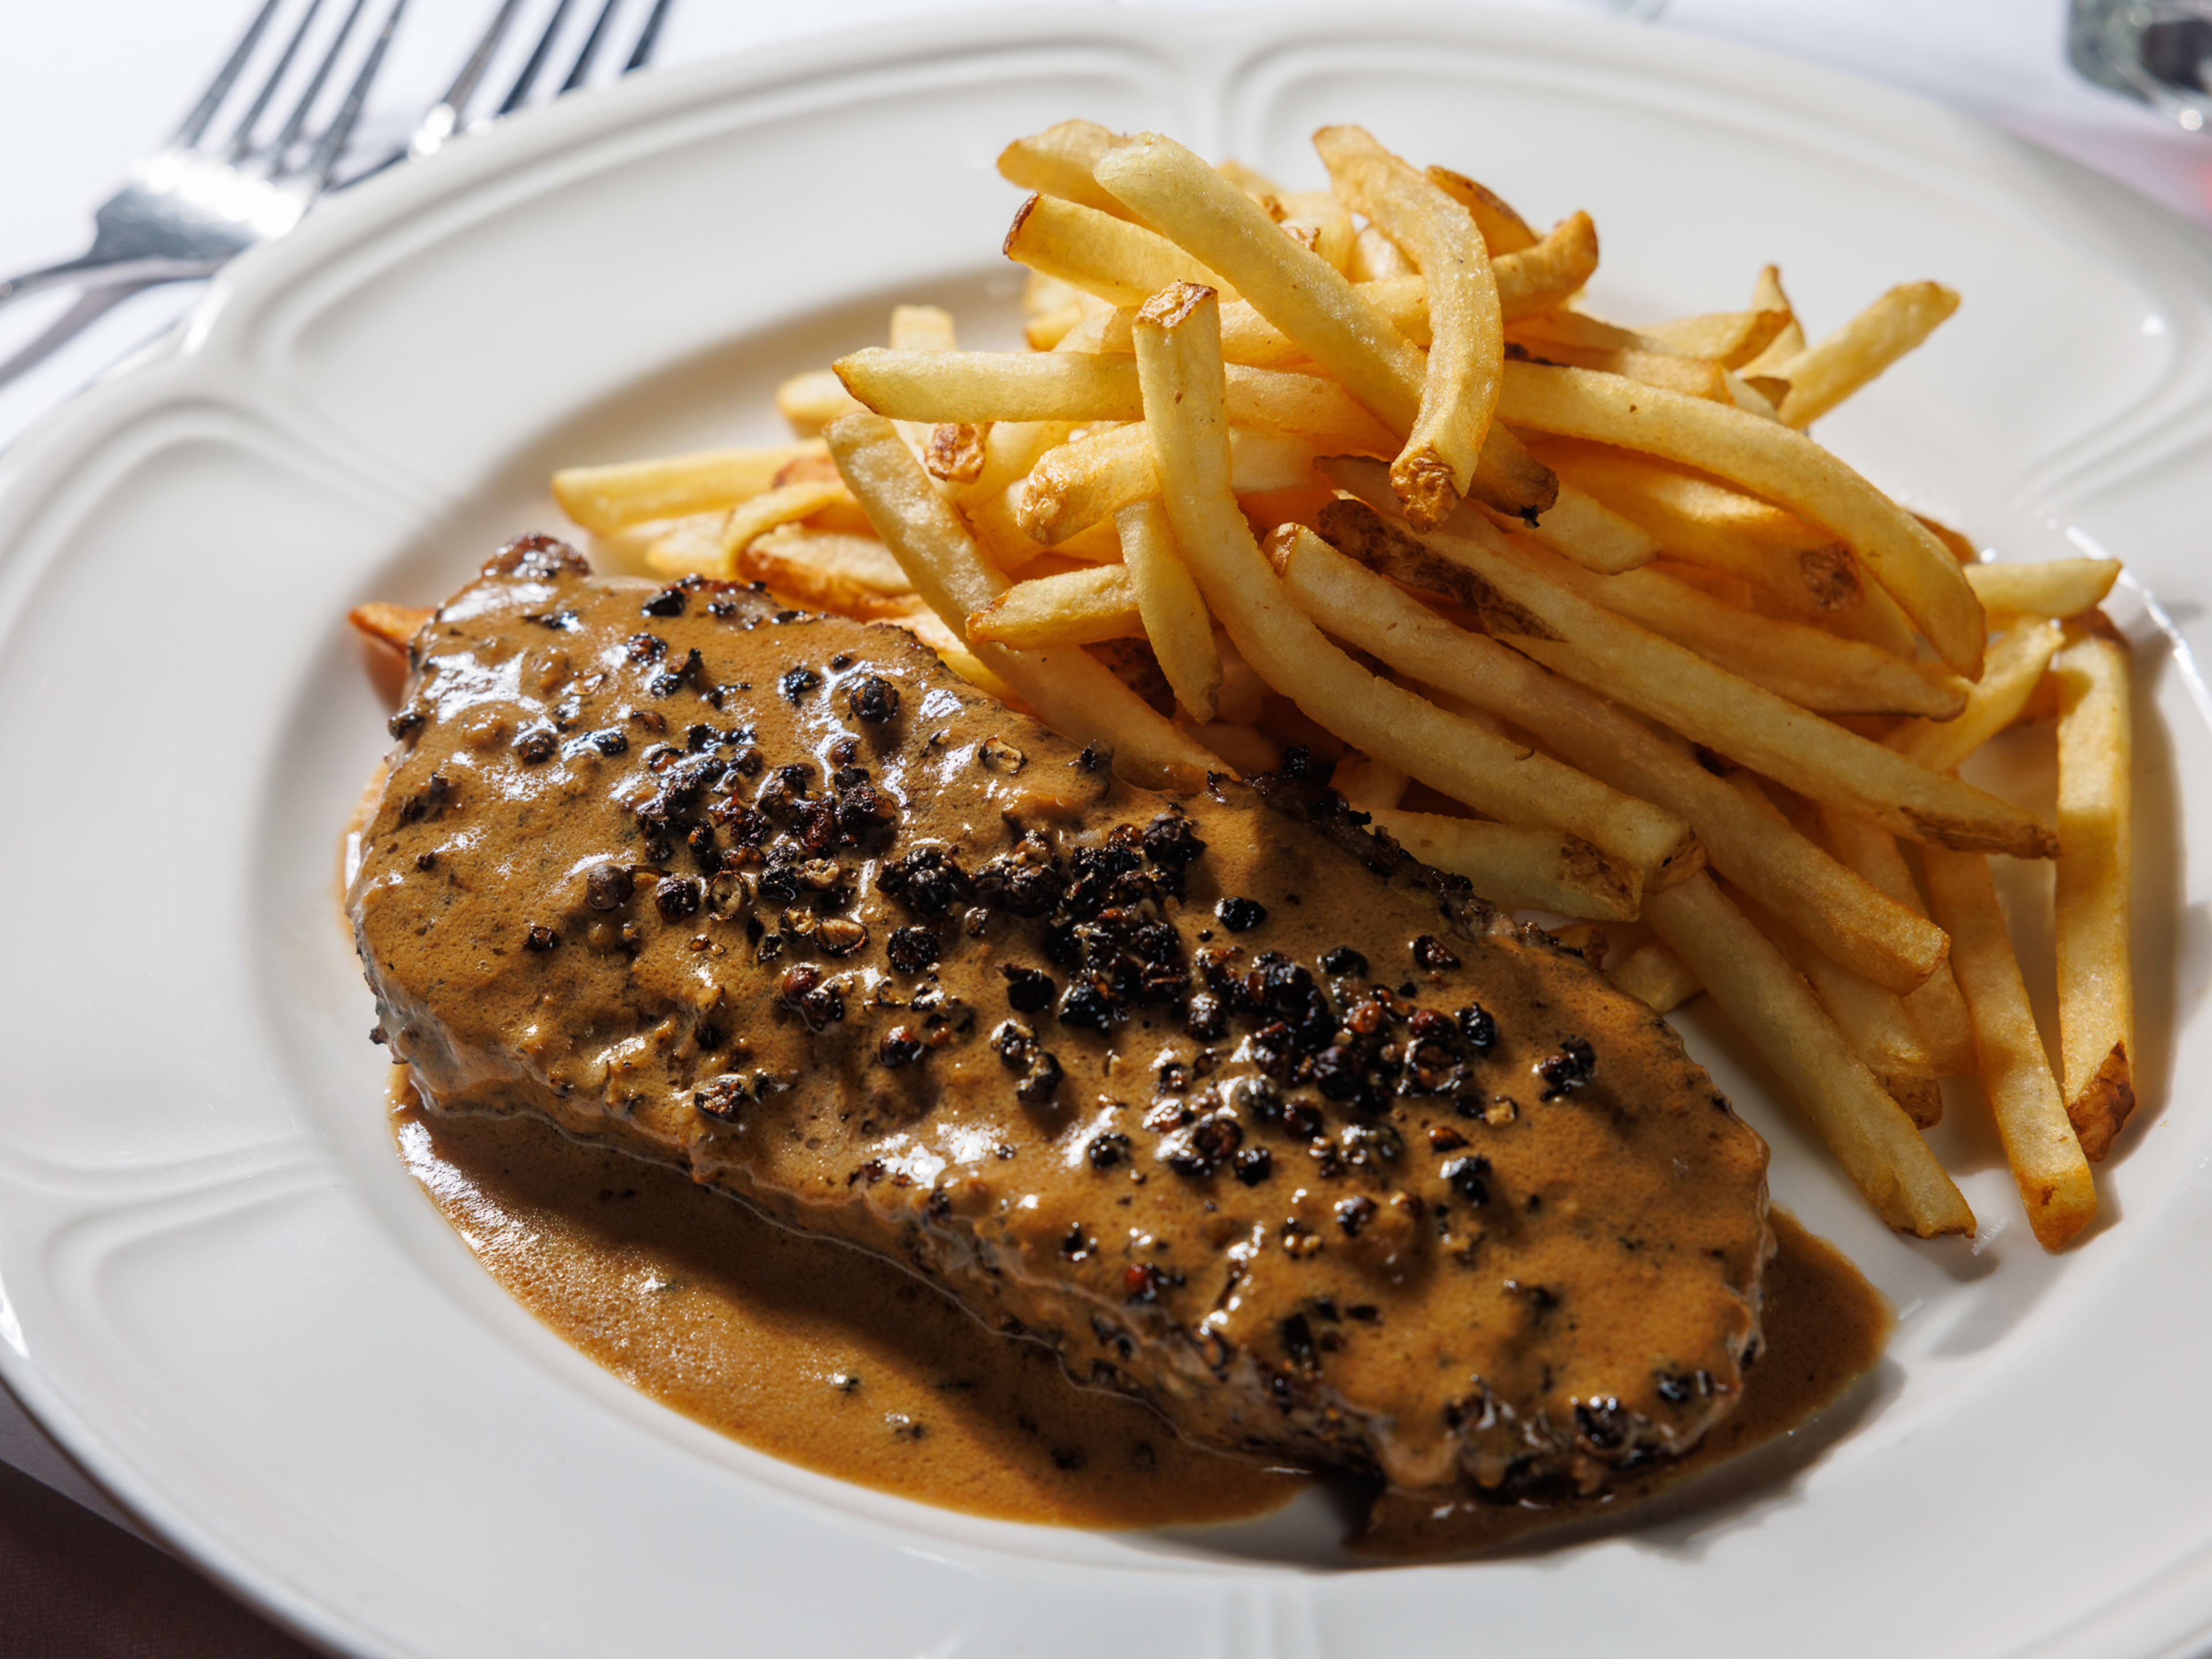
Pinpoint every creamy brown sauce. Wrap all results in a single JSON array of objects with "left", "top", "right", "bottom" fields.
[
  {"left": 1357, "top": 1208, "right": 1890, "bottom": 1555},
  {"left": 392, "top": 1078, "right": 1302, "bottom": 1528},
  {"left": 392, "top": 1073, "right": 1885, "bottom": 1545}
]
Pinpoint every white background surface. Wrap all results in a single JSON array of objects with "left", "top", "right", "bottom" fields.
[{"left": 2, "top": 0, "right": 2206, "bottom": 1544}]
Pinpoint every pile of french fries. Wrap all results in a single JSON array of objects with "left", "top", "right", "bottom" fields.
[{"left": 546, "top": 120, "right": 2138, "bottom": 1253}]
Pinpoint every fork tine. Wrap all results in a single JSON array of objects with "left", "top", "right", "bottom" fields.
[
  {"left": 302, "top": 0, "right": 408, "bottom": 191},
  {"left": 441, "top": 0, "right": 529, "bottom": 127},
  {"left": 623, "top": 0, "right": 671, "bottom": 74},
  {"left": 265, "top": 0, "right": 369, "bottom": 168},
  {"left": 495, "top": 0, "right": 578, "bottom": 118},
  {"left": 174, "top": 0, "right": 286, "bottom": 147},
  {"left": 558, "top": 0, "right": 622, "bottom": 94},
  {"left": 224, "top": 0, "right": 331, "bottom": 160}
]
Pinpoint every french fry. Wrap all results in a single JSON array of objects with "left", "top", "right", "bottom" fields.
[
  {"left": 1349, "top": 222, "right": 1416, "bottom": 281},
  {"left": 1921, "top": 846, "right": 2098, "bottom": 1249},
  {"left": 1421, "top": 166, "right": 1538, "bottom": 255},
  {"left": 967, "top": 563, "right": 1144, "bottom": 647},
  {"left": 1316, "top": 124, "right": 1505, "bottom": 529},
  {"left": 1018, "top": 423, "right": 1320, "bottom": 545},
  {"left": 1366, "top": 807, "right": 1643, "bottom": 921},
  {"left": 1645, "top": 873, "right": 1975, "bottom": 1237},
  {"left": 349, "top": 602, "right": 431, "bottom": 652},
  {"left": 1528, "top": 547, "right": 1969, "bottom": 718},
  {"left": 1092, "top": 131, "right": 1556, "bottom": 520},
  {"left": 552, "top": 442, "right": 827, "bottom": 534},
  {"left": 1884, "top": 1075, "right": 1944, "bottom": 1130},
  {"left": 1639, "top": 306, "right": 1793, "bottom": 369},
  {"left": 1129, "top": 282, "right": 1689, "bottom": 874},
  {"left": 1272, "top": 525, "right": 1950, "bottom": 991},
  {"left": 1025, "top": 303, "right": 1086, "bottom": 351},
  {"left": 1116, "top": 497, "right": 1222, "bottom": 720},
  {"left": 1498, "top": 482, "right": 1660, "bottom": 576},
  {"left": 1510, "top": 338, "right": 1730, "bottom": 402},
  {"left": 1214, "top": 158, "right": 1281, "bottom": 199},
  {"left": 733, "top": 525, "right": 916, "bottom": 618},
  {"left": 1759, "top": 282, "right": 1961, "bottom": 427},
  {"left": 2053, "top": 631, "right": 2135, "bottom": 1159},
  {"left": 1814, "top": 806, "right": 1979, "bottom": 1077},
  {"left": 1965, "top": 558, "right": 2122, "bottom": 619},
  {"left": 777, "top": 368, "right": 865, "bottom": 437},
  {"left": 1316, "top": 478, "right": 2048, "bottom": 857},
  {"left": 965, "top": 475, "right": 1123, "bottom": 571},
  {"left": 995, "top": 119, "right": 1129, "bottom": 217},
  {"left": 1885, "top": 618, "right": 2064, "bottom": 771},
  {"left": 924, "top": 422, "right": 990, "bottom": 484},
  {"left": 1493, "top": 359, "right": 1986, "bottom": 675},
  {"left": 1609, "top": 937, "right": 1701, "bottom": 1014},
  {"left": 1738, "top": 265, "right": 1805, "bottom": 377},
  {"left": 709, "top": 479, "right": 855, "bottom": 567},
  {"left": 1332, "top": 752, "right": 1409, "bottom": 813},
  {"left": 835, "top": 348, "right": 1396, "bottom": 450},
  {"left": 1023, "top": 268, "right": 1084, "bottom": 317},
  {"left": 1279, "top": 188, "right": 1356, "bottom": 272},
  {"left": 824, "top": 411, "right": 1217, "bottom": 790},
  {"left": 1004, "top": 193, "right": 1237, "bottom": 306},
  {"left": 1526, "top": 435, "right": 1862, "bottom": 615}
]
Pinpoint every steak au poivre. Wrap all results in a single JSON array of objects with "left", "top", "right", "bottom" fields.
[{"left": 351, "top": 536, "right": 1771, "bottom": 1503}]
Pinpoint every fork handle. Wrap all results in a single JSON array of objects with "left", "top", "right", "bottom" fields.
[{"left": 0, "top": 251, "right": 209, "bottom": 312}]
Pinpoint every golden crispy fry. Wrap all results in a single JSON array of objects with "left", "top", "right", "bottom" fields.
[
  {"left": 1023, "top": 269, "right": 1084, "bottom": 317},
  {"left": 1965, "top": 558, "right": 2122, "bottom": 619},
  {"left": 691, "top": 478, "right": 856, "bottom": 574},
  {"left": 1116, "top": 497, "right": 1221, "bottom": 720},
  {"left": 1130, "top": 282, "right": 1687, "bottom": 872},
  {"left": 1646, "top": 873, "right": 1974, "bottom": 1237},
  {"left": 1529, "top": 546, "right": 1969, "bottom": 718},
  {"left": 777, "top": 368, "right": 865, "bottom": 437},
  {"left": 1759, "top": 282, "right": 1961, "bottom": 427},
  {"left": 1025, "top": 303, "right": 1086, "bottom": 350},
  {"left": 1884, "top": 1074, "right": 1944, "bottom": 1130},
  {"left": 965, "top": 475, "right": 1123, "bottom": 571},
  {"left": 1510, "top": 337, "right": 1730, "bottom": 401},
  {"left": 1003, "top": 193, "right": 1236, "bottom": 306},
  {"left": 1317, "top": 476, "right": 2047, "bottom": 857},
  {"left": 995, "top": 119, "right": 1129, "bottom": 217},
  {"left": 1316, "top": 124, "right": 1505, "bottom": 529},
  {"left": 349, "top": 601, "right": 431, "bottom": 652},
  {"left": 924, "top": 422, "right": 990, "bottom": 484},
  {"left": 2054, "top": 631, "right": 2135, "bottom": 1160},
  {"left": 1885, "top": 618, "right": 2064, "bottom": 771},
  {"left": 1017, "top": 423, "right": 1319, "bottom": 544},
  {"left": 835, "top": 348, "right": 1396, "bottom": 450},
  {"left": 1278, "top": 188, "right": 1356, "bottom": 272},
  {"left": 1526, "top": 434, "right": 1862, "bottom": 615},
  {"left": 967, "top": 563, "right": 1144, "bottom": 647},
  {"left": 1093, "top": 131, "right": 1555, "bottom": 520},
  {"left": 1332, "top": 752, "right": 1409, "bottom": 813},
  {"left": 734, "top": 525, "right": 916, "bottom": 618},
  {"left": 1639, "top": 306, "right": 1793, "bottom": 369},
  {"left": 1738, "top": 265, "right": 1805, "bottom": 377},
  {"left": 1420, "top": 166, "right": 1538, "bottom": 255},
  {"left": 1813, "top": 806, "right": 1979, "bottom": 1077},
  {"left": 1498, "top": 482, "right": 1659, "bottom": 575},
  {"left": 1609, "top": 937, "right": 1702, "bottom": 1014},
  {"left": 888, "top": 304, "right": 955, "bottom": 353},
  {"left": 825, "top": 412, "right": 1216, "bottom": 789},
  {"left": 1367, "top": 806, "right": 1642, "bottom": 920},
  {"left": 1273, "top": 526, "right": 1948, "bottom": 990},
  {"left": 1349, "top": 222, "right": 1417, "bottom": 281},
  {"left": 1494, "top": 360, "right": 1986, "bottom": 675},
  {"left": 1921, "top": 846, "right": 2098, "bottom": 1249},
  {"left": 552, "top": 441, "right": 827, "bottom": 535}
]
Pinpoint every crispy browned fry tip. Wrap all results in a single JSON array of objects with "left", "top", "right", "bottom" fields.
[
  {"left": 2067, "top": 1043, "right": 2135, "bottom": 1162},
  {"left": 350, "top": 602, "right": 433, "bottom": 651},
  {"left": 924, "top": 422, "right": 989, "bottom": 484}
]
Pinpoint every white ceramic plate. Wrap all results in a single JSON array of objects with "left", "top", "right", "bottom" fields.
[{"left": 4, "top": 7, "right": 2211, "bottom": 1656}]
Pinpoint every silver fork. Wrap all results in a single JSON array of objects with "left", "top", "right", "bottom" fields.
[{"left": 0, "top": 0, "right": 409, "bottom": 311}]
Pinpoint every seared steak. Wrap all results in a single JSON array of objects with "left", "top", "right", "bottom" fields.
[{"left": 351, "top": 536, "right": 1771, "bottom": 1501}]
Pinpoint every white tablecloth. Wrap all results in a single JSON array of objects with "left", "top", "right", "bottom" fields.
[{"left": 1, "top": 0, "right": 2203, "bottom": 1582}]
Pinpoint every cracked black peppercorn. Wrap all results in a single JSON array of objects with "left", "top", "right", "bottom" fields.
[
  {"left": 590, "top": 728, "right": 628, "bottom": 756},
  {"left": 656, "top": 876, "right": 702, "bottom": 920},
  {"left": 1441, "top": 1154, "right": 1492, "bottom": 1205},
  {"left": 847, "top": 675, "right": 900, "bottom": 722},
  {"left": 779, "top": 665, "right": 821, "bottom": 702},
  {"left": 585, "top": 863, "right": 634, "bottom": 911},
  {"left": 886, "top": 926, "right": 941, "bottom": 974},
  {"left": 524, "top": 924, "right": 558, "bottom": 951},
  {"left": 1086, "top": 1130, "right": 1131, "bottom": 1169},
  {"left": 878, "top": 1026, "right": 925, "bottom": 1068},
  {"left": 1539, "top": 1035, "right": 1596, "bottom": 1099},
  {"left": 1233, "top": 1146, "right": 1274, "bottom": 1185},
  {"left": 1335, "top": 1195, "right": 1377, "bottom": 1236},
  {"left": 1217, "top": 896, "right": 1267, "bottom": 932},
  {"left": 514, "top": 728, "right": 556, "bottom": 764},
  {"left": 1457, "top": 1003, "right": 1498, "bottom": 1051},
  {"left": 1001, "top": 964, "right": 1054, "bottom": 1013},
  {"left": 1319, "top": 945, "right": 1367, "bottom": 978},
  {"left": 1412, "top": 934, "right": 1460, "bottom": 971},
  {"left": 1016, "top": 1052, "right": 1064, "bottom": 1104},
  {"left": 642, "top": 585, "right": 687, "bottom": 617}
]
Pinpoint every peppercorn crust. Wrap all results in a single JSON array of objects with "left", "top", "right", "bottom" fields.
[{"left": 351, "top": 535, "right": 1772, "bottom": 1504}]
